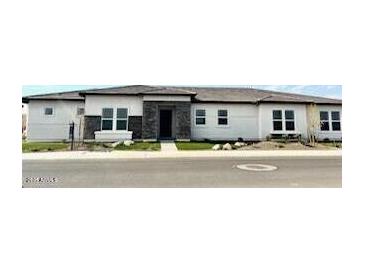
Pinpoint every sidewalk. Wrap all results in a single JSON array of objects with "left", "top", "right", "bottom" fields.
[
  {"left": 160, "top": 140, "right": 178, "bottom": 152},
  {"left": 22, "top": 149, "right": 342, "bottom": 160}
]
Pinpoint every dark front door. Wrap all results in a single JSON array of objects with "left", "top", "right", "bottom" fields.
[{"left": 159, "top": 109, "right": 172, "bottom": 139}]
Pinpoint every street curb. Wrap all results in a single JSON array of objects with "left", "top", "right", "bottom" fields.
[{"left": 22, "top": 150, "right": 342, "bottom": 160}]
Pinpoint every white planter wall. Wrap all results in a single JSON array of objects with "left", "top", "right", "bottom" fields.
[{"left": 94, "top": 131, "right": 133, "bottom": 142}]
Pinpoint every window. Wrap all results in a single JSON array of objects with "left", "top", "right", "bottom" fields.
[
  {"left": 285, "top": 110, "right": 295, "bottom": 131},
  {"left": 44, "top": 107, "right": 53, "bottom": 116},
  {"left": 116, "top": 108, "right": 128, "bottom": 130},
  {"left": 218, "top": 109, "right": 228, "bottom": 125},
  {"left": 331, "top": 111, "right": 341, "bottom": 131},
  {"left": 272, "top": 110, "right": 283, "bottom": 131},
  {"left": 195, "top": 109, "right": 206, "bottom": 125},
  {"left": 101, "top": 108, "right": 113, "bottom": 130},
  {"left": 320, "top": 111, "right": 329, "bottom": 131},
  {"left": 77, "top": 107, "right": 85, "bottom": 115}
]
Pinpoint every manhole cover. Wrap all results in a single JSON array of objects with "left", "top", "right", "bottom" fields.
[{"left": 236, "top": 164, "right": 278, "bottom": 171}]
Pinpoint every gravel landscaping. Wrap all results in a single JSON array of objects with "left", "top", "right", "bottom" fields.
[
  {"left": 114, "top": 142, "right": 161, "bottom": 151},
  {"left": 175, "top": 140, "right": 341, "bottom": 151},
  {"left": 237, "top": 141, "right": 339, "bottom": 150},
  {"left": 23, "top": 140, "right": 341, "bottom": 153}
]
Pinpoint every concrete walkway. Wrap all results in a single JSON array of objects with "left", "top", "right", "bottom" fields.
[
  {"left": 23, "top": 149, "right": 342, "bottom": 160},
  {"left": 160, "top": 140, "right": 178, "bottom": 152}
]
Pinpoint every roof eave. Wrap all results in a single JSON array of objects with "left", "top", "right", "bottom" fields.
[
  {"left": 192, "top": 99, "right": 257, "bottom": 104},
  {"left": 79, "top": 92, "right": 196, "bottom": 96},
  {"left": 22, "top": 97, "right": 84, "bottom": 102}
]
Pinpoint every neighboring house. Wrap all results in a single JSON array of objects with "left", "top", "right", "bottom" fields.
[
  {"left": 22, "top": 85, "right": 342, "bottom": 142},
  {"left": 22, "top": 103, "right": 28, "bottom": 137}
]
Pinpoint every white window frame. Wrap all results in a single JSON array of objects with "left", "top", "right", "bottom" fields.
[
  {"left": 44, "top": 107, "right": 54, "bottom": 116},
  {"left": 116, "top": 108, "right": 129, "bottom": 131},
  {"left": 284, "top": 110, "right": 295, "bottom": 131},
  {"left": 272, "top": 110, "right": 283, "bottom": 131},
  {"left": 195, "top": 109, "right": 206, "bottom": 126},
  {"left": 320, "top": 111, "right": 330, "bottom": 131},
  {"left": 77, "top": 107, "right": 85, "bottom": 116},
  {"left": 272, "top": 109, "right": 296, "bottom": 132},
  {"left": 101, "top": 108, "right": 114, "bottom": 131},
  {"left": 331, "top": 111, "right": 341, "bottom": 131},
  {"left": 217, "top": 109, "right": 228, "bottom": 126},
  {"left": 101, "top": 107, "right": 129, "bottom": 131}
]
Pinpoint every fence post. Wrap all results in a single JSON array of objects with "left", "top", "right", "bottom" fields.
[{"left": 69, "top": 122, "right": 75, "bottom": 151}]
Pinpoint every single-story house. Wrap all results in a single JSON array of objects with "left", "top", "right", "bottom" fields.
[
  {"left": 22, "top": 103, "right": 28, "bottom": 137},
  {"left": 22, "top": 85, "right": 342, "bottom": 142}
]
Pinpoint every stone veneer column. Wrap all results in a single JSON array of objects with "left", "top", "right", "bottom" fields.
[
  {"left": 175, "top": 102, "right": 191, "bottom": 140},
  {"left": 142, "top": 101, "right": 191, "bottom": 141},
  {"left": 128, "top": 116, "right": 143, "bottom": 139},
  {"left": 83, "top": 116, "right": 101, "bottom": 140},
  {"left": 142, "top": 102, "right": 159, "bottom": 140}
]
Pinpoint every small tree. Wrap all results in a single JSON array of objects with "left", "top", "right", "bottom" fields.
[{"left": 307, "top": 103, "right": 321, "bottom": 147}]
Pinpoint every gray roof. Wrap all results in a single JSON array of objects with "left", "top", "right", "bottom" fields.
[
  {"left": 79, "top": 85, "right": 197, "bottom": 96},
  {"left": 22, "top": 90, "right": 83, "bottom": 103},
  {"left": 22, "top": 85, "right": 342, "bottom": 105},
  {"left": 185, "top": 87, "right": 342, "bottom": 104}
]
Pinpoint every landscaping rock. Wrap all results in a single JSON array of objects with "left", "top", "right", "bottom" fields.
[
  {"left": 111, "top": 141, "right": 123, "bottom": 148},
  {"left": 212, "top": 144, "right": 221, "bottom": 150},
  {"left": 234, "top": 141, "right": 246, "bottom": 148},
  {"left": 123, "top": 140, "right": 134, "bottom": 146},
  {"left": 222, "top": 143, "right": 232, "bottom": 150}
]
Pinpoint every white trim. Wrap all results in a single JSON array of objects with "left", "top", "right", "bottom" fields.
[
  {"left": 116, "top": 108, "right": 129, "bottom": 131},
  {"left": 330, "top": 110, "right": 341, "bottom": 131},
  {"left": 195, "top": 109, "right": 206, "bottom": 127},
  {"left": 272, "top": 109, "right": 283, "bottom": 131},
  {"left": 101, "top": 107, "right": 130, "bottom": 132},
  {"left": 44, "top": 107, "right": 54, "bottom": 117},
  {"left": 272, "top": 109, "right": 296, "bottom": 132},
  {"left": 101, "top": 107, "right": 114, "bottom": 131},
  {"left": 319, "top": 110, "right": 341, "bottom": 132},
  {"left": 284, "top": 109, "right": 296, "bottom": 131},
  {"left": 143, "top": 95, "right": 191, "bottom": 102},
  {"left": 76, "top": 107, "right": 85, "bottom": 116},
  {"left": 319, "top": 110, "right": 330, "bottom": 132},
  {"left": 217, "top": 109, "right": 228, "bottom": 126}
]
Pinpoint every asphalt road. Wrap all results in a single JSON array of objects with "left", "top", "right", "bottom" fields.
[{"left": 22, "top": 156, "right": 342, "bottom": 188}]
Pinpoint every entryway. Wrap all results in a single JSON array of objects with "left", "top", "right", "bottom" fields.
[{"left": 159, "top": 108, "right": 175, "bottom": 139}]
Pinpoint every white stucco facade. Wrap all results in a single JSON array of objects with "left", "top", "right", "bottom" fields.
[
  {"left": 27, "top": 100, "right": 85, "bottom": 142},
  {"left": 85, "top": 95, "right": 143, "bottom": 116},
  {"left": 191, "top": 103, "right": 259, "bottom": 140},
  {"left": 316, "top": 105, "right": 342, "bottom": 140},
  {"left": 25, "top": 96, "right": 342, "bottom": 142},
  {"left": 84, "top": 95, "right": 144, "bottom": 141},
  {"left": 258, "top": 103, "right": 309, "bottom": 139}
]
